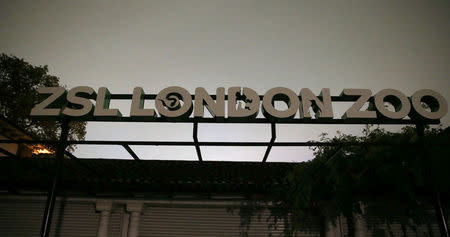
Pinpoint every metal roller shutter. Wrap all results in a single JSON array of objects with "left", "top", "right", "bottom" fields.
[
  {"left": 293, "top": 216, "right": 321, "bottom": 237},
  {"left": 108, "top": 208, "right": 124, "bottom": 237},
  {"left": 365, "top": 213, "right": 440, "bottom": 236},
  {"left": 338, "top": 215, "right": 349, "bottom": 237},
  {"left": 49, "top": 200, "right": 99, "bottom": 237},
  {"left": 0, "top": 200, "right": 45, "bottom": 237},
  {"left": 139, "top": 205, "right": 320, "bottom": 237},
  {"left": 0, "top": 199, "right": 99, "bottom": 237},
  {"left": 139, "top": 206, "right": 286, "bottom": 236}
]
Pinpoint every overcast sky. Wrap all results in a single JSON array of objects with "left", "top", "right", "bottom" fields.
[{"left": 1, "top": 0, "right": 449, "bottom": 162}]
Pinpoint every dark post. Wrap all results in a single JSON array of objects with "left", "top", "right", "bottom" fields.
[
  {"left": 262, "top": 123, "right": 276, "bottom": 162},
  {"left": 193, "top": 121, "right": 203, "bottom": 161},
  {"left": 416, "top": 123, "right": 449, "bottom": 237},
  {"left": 40, "top": 120, "right": 69, "bottom": 237},
  {"left": 436, "top": 192, "right": 449, "bottom": 237}
]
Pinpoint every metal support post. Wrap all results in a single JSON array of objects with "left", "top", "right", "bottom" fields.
[
  {"left": 416, "top": 123, "right": 449, "bottom": 237},
  {"left": 40, "top": 120, "right": 69, "bottom": 237},
  {"left": 436, "top": 191, "right": 449, "bottom": 237},
  {"left": 262, "top": 123, "right": 276, "bottom": 162},
  {"left": 123, "top": 144, "right": 140, "bottom": 160},
  {"left": 193, "top": 122, "right": 202, "bottom": 161}
]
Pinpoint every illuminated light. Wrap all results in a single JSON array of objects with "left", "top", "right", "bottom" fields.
[{"left": 32, "top": 145, "right": 54, "bottom": 155}]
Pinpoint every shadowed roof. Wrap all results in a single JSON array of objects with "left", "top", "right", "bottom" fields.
[{"left": 0, "top": 157, "right": 296, "bottom": 197}]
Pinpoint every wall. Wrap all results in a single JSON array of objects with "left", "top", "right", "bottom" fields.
[{"left": 0, "top": 195, "right": 443, "bottom": 237}]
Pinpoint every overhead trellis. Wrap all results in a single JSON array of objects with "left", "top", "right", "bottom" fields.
[{"left": 0, "top": 91, "right": 446, "bottom": 237}]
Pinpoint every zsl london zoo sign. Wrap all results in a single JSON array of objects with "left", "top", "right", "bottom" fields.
[{"left": 30, "top": 86, "right": 447, "bottom": 122}]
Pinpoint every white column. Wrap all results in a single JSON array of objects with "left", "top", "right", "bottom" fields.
[
  {"left": 324, "top": 217, "right": 339, "bottom": 237},
  {"left": 321, "top": 204, "right": 343, "bottom": 237},
  {"left": 96, "top": 200, "right": 113, "bottom": 237},
  {"left": 354, "top": 203, "right": 367, "bottom": 237},
  {"left": 121, "top": 213, "right": 130, "bottom": 237},
  {"left": 126, "top": 202, "right": 143, "bottom": 237},
  {"left": 324, "top": 214, "right": 342, "bottom": 236}
]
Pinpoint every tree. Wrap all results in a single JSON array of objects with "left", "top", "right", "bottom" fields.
[
  {"left": 238, "top": 125, "right": 450, "bottom": 236},
  {"left": 0, "top": 53, "right": 86, "bottom": 152}
]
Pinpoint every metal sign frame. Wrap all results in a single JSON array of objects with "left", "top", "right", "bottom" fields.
[
  {"left": 22, "top": 90, "right": 442, "bottom": 162},
  {"left": 0, "top": 91, "right": 448, "bottom": 237}
]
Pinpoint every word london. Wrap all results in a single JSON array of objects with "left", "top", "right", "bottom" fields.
[{"left": 30, "top": 86, "right": 447, "bottom": 121}]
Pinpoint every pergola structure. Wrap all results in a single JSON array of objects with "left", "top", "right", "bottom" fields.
[{"left": 0, "top": 92, "right": 447, "bottom": 237}]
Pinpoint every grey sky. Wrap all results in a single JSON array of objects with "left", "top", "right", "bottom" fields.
[{"left": 1, "top": 0, "right": 449, "bottom": 162}]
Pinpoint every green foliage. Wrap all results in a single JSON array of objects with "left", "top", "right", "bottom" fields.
[
  {"left": 239, "top": 125, "right": 450, "bottom": 236},
  {"left": 0, "top": 53, "right": 86, "bottom": 152}
]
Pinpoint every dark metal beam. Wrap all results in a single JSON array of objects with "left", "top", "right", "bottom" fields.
[
  {"left": 1, "top": 139, "right": 448, "bottom": 147},
  {"left": 30, "top": 116, "right": 440, "bottom": 124},
  {"left": 64, "top": 151, "right": 77, "bottom": 159},
  {"left": 312, "top": 146, "right": 343, "bottom": 178},
  {"left": 262, "top": 123, "right": 276, "bottom": 162},
  {"left": 122, "top": 144, "right": 140, "bottom": 161},
  {"left": 108, "top": 94, "right": 371, "bottom": 102},
  {"left": 324, "top": 146, "right": 343, "bottom": 165},
  {"left": 0, "top": 147, "right": 17, "bottom": 158},
  {"left": 193, "top": 122, "right": 202, "bottom": 162},
  {"left": 40, "top": 120, "right": 69, "bottom": 237}
]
